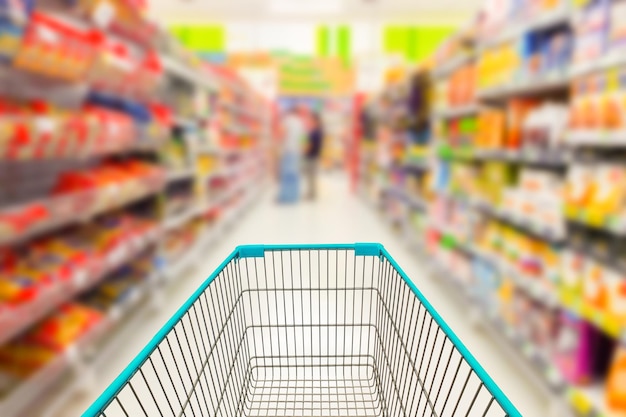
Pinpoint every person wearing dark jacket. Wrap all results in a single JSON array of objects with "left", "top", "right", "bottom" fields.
[{"left": 304, "top": 113, "right": 323, "bottom": 200}]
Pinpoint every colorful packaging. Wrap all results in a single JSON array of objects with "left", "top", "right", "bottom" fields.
[
  {"left": 607, "top": 348, "right": 626, "bottom": 413},
  {"left": 553, "top": 311, "right": 613, "bottom": 384}
]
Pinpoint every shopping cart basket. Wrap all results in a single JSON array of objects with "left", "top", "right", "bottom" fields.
[{"left": 83, "top": 243, "right": 521, "bottom": 417}]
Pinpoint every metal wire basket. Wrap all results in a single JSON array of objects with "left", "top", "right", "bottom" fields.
[{"left": 83, "top": 243, "right": 521, "bottom": 417}]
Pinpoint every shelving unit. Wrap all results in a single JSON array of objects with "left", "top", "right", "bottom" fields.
[
  {"left": 0, "top": 1, "right": 272, "bottom": 415},
  {"left": 360, "top": 1, "right": 626, "bottom": 416},
  {"left": 432, "top": 103, "right": 481, "bottom": 120},
  {"left": 477, "top": 71, "right": 570, "bottom": 102}
]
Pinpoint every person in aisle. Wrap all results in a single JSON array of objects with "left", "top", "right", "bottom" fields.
[
  {"left": 277, "top": 106, "right": 306, "bottom": 204},
  {"left": 304, "top": 112, "right": 324, "bottom": 200}
]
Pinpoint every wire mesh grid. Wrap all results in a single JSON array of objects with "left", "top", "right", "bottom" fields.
[{"left": 85, "top": 245, "right": 520, "bottom": 417}]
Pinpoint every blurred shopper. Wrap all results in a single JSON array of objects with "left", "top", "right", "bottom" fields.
[
  {"left": 304, "top": 112, "right": 324, "bottom": 200},
  {"left": 277, "top": 107, "right": 305, "bottom": 203}
]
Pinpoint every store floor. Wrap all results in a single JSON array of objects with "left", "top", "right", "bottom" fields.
[{"left": 54, "top": 172, "right": 546, "bottom": 417}]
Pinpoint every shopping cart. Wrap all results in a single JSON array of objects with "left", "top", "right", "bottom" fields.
[{"left": 83, "top": 243, "right": 521, "bottom": 417}]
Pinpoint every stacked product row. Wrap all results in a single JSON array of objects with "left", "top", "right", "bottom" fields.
[
  {"left": 0, "top": 0, "right": 271, "bottom": 416},
  {"left": 362, "top": 0, "right": 626, "bottom": 416},
  {"left": 357, "top": 69, "right": 432, "bottom": 237}
]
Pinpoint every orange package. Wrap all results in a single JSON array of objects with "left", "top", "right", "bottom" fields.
[
  {"left": 506, "top": 99, "right": 539, "bottom": 150},
  {"left": 607, "top": 348, "right": 626, "bottom": 416},
  {"left": 477, "top": 109, "right": 506, "bottom": 149}
]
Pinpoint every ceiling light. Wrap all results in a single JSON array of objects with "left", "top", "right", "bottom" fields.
[{"left": 267, "top": 0, "right": 343, "bottom": 15}]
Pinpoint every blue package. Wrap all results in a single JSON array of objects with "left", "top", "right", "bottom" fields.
[
  {"left": 87, "top": 91, "right": 153, "bottom": 124},
  {"left": 471, "top": 257, "right": 500, "bottom": 304}
]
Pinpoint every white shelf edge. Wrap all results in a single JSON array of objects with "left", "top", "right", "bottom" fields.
[
  {"left": 433, "top": 104, "right": 480, "bottom": 120},
  {"left": 432, "top": 53, "right": 476, "bottom": 79},
  {"left": 478, "top": 6, "right": 571, "bottom": 51},
  {"left": 160, "top": 55, "right": 218, "bottom": 91}
]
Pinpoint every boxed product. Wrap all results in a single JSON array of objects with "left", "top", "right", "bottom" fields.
[
  {"left": 506, "top": 100, "right": 539, "bottom": 150},
  {"left": 477, "top": 109, "right": 506, "bottom": 149},
  {"left": 553, "top": 311, "right": 614, "bottom": 384},
  {"left": 0, "top": 303, "right": 103, "bottom": 378},
  {"left": 522, "top": 102, "right": 569, "bottom": 150},
  {"left": 564, "top": 165, "right": 596, "bottom": 218},
  {"left": 572, "top": 0, "right": 611, "bottom": 64}
]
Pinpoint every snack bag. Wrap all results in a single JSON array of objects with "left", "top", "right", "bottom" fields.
[{"left": 607, "top": 348, "right": 626, "bottom": 415}]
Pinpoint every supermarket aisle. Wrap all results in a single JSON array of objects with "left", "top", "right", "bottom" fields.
[{"left": 56, "top": 173, "right": 545, "bottom": 417}]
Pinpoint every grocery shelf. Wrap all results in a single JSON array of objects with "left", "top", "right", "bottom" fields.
[
  {"left": 479, "top": 5, "right": 571, "bottom": 50},
  {"left": 477, "top": 71, "right": 570, "bottom": 102},
  {"left": 166, "top": 167, "right": 196, "bottom": 182},
  {"left": 195, "top": 191, "right": 231, "bottom": 216},
  {"left": 569, "top": 50, "right": 626, "bottom": 78},
  {"left": 3, "top": 169, "right": 263, "bottom": 414},
  {"left": 474, "top": 148, "right": 571, "bottom": 167},
  {"left": 566, "top": 209, "right": 626, "bottom": 237},
  {"left": 432, "top": 53, "right": 476, "bottom": 79},
  {"left": 0, "top": 315, "right": 112, "bottom": 417},
  {"left": 559, "top": 290, "right": 626, "bottom": 343},
  {"left": 432, "top": 104, "right": 480, "bottom": 120},
  {"left": 361, "top": 3, "right": 623, "bottom": 417},
  {"left": 105, "top": 274, "right": 158, "bottom": 326},
  {"left": 27, "top": 178, "right": 268, "bottom": 417},
  {"left": 436, "top": 190, "right": 566, "bottom": 243},
  {"left": 223, "top": 124, "right": 252, "bottom": 136},
  {"left": 432, "top": 256, "right": 609, "bottom": 417},
  {"left": 0, "top": 173, "right": 165, "bottom": 247},
  {"left": 425, "top": 256, "right": 583, "bottom": 417},
  {"left": 565, "top": 130, "right": 626, "bottom": 148},
  {"left": 435, "top": 145, "right": 476, "bottom": 161},
  {"left": 160, "top": 55, "right": 217, "bottom": 91},
  {"left": 0, "top": 137, "right": 166, "bottom": 162},
  {"left": 220, "top": 102, "right": 262, "bottom": 120},
  {"left": 197, "top": 160, "right": 262, "bottom": 198},
  {"left": 0, "top": 341, "right": 68, "bottom": 417},
  {"left": 173, "top": 116, "right": 198, "bottom": 129},
  {"left": 223, "top": 186, "right": 255, "bottom": 226},
  {"left": 404, "top": 194, "right": 427, "bottom": 211},
  {"left": 162, "top": 181, "right": 263, "bottom": 283},
  {"left": 4, "top": 272, "right": 158, "bottom": 417},
  {"left": 161, "top": 235, "right": 206, "bottom": 282},
  {"left": 567, "top": 384, "right": 608, "bottom": 417},
  {"left": 386, "top": 186, "right": 427, "bottom": 211},
  {"left": 198, "top": 169, "right": 224, "bottom": 182},
  {"left": 424, "top": 222, "right": 617, "bottom": 416},
  {"left": 479, "top": 204, "right": 567, "bottom": 243},
  {"left": 0, "top": 2, "right": 274, "bottom": 415},
  {"left": 427, "top": 258, "right": 569, "bottom": 417},
  {"left": 196, "top": 145, "right": 255, "bottom": 156},
  {"left": 0, "top": 226, "right": 161, "bottom": 346},
  {"left": 437, "top": 145, "right": 571, "bottom": 167},
  {"left": 402, "top": 160, "right": 430, "bottom": 172},
  {"left": 163, "top": 205, "right": 198, "bottom": 231},
  {"left": 428, "top": 216, "right": 467, "bottom": 243},
  {"left": 469, "top": 245, "right": 561, "bottom": 309},
  {"left": 426, "top": 218, "right": 626, "bottom": 410},
  {"left": 129, "top": 140, "right": 167, "bottom": 154}
]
